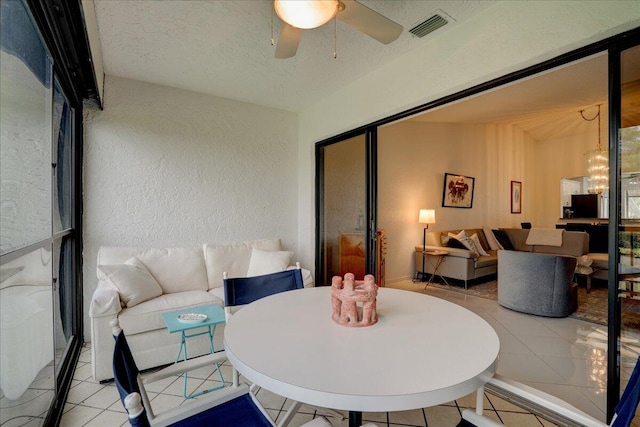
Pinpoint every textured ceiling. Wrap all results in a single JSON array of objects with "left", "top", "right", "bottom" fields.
[
  {"left": 92, "top": 0, "right": 496, "bottom": 112},
  {"left": 409, "top": 54, "right": 610, "bottom": 141},
  {"left": 91, "top": 1, "right": 639, "bottom": 138}
]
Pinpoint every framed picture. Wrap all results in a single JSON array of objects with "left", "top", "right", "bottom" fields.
[
  {"left": 442, "top": 173, "right": 475, "bottom": 208},
  {"left": 511, "top": 181, "right": 522, "bottom": 214}
]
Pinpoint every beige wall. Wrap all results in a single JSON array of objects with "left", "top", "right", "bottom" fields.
[
  {"left": 378, "top": 118, "right": 603, "bottom": 283},
  {"left": 379, "top": 121, "right": 536, "bottom": 282},
  {"left": 534, "top": 131, "right": 604, "bottom": 227}
]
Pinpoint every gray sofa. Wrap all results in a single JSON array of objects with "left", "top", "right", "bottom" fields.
[
  {"left": 414, "top": 227, "right": 590, "bottom": 288},
  {"left": 497, "top": 250, "right": 578, "bottom": 317}
]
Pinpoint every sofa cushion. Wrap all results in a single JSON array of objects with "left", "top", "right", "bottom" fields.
[
  {"left": 483, "top": 226, "right": 501, "bottom": 250},
  {"left": 135, "top": 247, "right": 208, "bottom": 294},
  {"left": 493, "top": 229, "right": 517, "bottom": 250},
  {"left": 442, "top": 235, "right": 468, "bottom": 250},
  {"left": 97, "top": 246, "right": 207, "bottom": 294},
  {"left": 246, "top": 248, "right": 293, "bottom": 277},
  {"left": 531, "top": 231, "right": 589, "bottom": 257},
  {"left": 475, "top": 251, "right": 498, "bottom": 268},
  {"left": 588, "top": 252, "right": 608, "bottom": 269},
  {"left": 470, "top": 233, "right": 489, "bottom": 256},
  {"left": 204, "top": 238, "right": 282, "bottom": 290},
  {"left": 448, "top": 231, "right": 478, "bottom": 256},
  {"left": 98, "top": 257, "right": 163, "bottom": 307},
  {"left": 118, "top": 290, "right": 222, "bottom": 335}
]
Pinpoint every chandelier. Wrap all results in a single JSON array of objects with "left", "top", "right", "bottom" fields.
[{"left": 581, "top": 105, "right": 608, "bottom": 194}]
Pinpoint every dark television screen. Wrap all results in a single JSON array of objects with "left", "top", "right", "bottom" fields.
[{"left": 571, "top": 194, "right": 598, "bottom": 218}]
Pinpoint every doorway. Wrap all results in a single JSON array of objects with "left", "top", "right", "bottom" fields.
[{"left": 316, "top": 29, "right": 640, "bottom": 422}]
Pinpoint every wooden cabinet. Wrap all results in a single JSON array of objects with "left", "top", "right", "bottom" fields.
[
  {"left": 339, "top": 232, "right": 365, "bottom": 279},
  {"left": 338, "top": 229, "right": 386, "bottom": 287},
  {"left": 376, "top": 229, "right": 386, "bottom": 287}
]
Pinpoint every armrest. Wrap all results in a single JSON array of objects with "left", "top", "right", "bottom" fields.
[
  {"left": 415, "top": 245, "right": 476, "bottom": 259},
  {"left": 89, "top": 282, "right": 122, "bottom": 317}
]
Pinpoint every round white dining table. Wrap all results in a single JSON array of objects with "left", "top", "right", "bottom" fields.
[{"left": 224, "top": 286, "right": 499, "bottom": 427}]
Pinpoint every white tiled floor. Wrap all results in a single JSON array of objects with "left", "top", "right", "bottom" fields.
[{"left": 56, "top": 281, "right": 640, "bottom": 427}]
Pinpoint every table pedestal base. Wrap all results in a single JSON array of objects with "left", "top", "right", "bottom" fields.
[{"left": 349, "top": 410, "right": 362, "bottom": 427}]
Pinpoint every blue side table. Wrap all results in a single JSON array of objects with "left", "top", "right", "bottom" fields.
[{"left": 162, "top": 304, "right": 226, "bottom": 398}]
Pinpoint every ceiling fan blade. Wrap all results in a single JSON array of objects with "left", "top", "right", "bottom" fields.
[
  {"left": 337, "top": 0, "right": 403, "bottom": 44},
  {"left": 275, "top": 23, "right": 303, "bottom": 59}
]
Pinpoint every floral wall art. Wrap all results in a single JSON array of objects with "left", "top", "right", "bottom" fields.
[{"left": 442, "top": 173, "right": 475, "bottom": 208}]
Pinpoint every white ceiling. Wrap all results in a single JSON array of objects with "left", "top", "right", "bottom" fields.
[
  {"left": 91, "top": 0, "right": 496, "bottom": 112},
  {"left": 91, "top": 1, "right": 637, "bottom": 141}
]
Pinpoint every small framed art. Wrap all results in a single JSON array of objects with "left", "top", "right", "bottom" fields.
[
  {"left": 511, "top": 181, "right": 522, "bottom": 214},
  {"left": 442, "top": 173, "right": 475, "bottom": 208}
]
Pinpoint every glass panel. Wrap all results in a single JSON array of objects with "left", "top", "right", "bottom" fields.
[
  {"left": 0, "top": 0, "right": 53, "bottom": 255},
  {"left": 52, "top": 80, "right": 73, "bottom": 233},
  {"left": 319, "top": 135, "right": 367, "bottom": 285},
  {"left": 0, "top": 245, "right": 54, "bottom": 423},
  {"left": 618, "top": 44, "right": 640, "bottom": 417},
  {"left": 52, "top": 236, "right": 73, "bottom": 373}
]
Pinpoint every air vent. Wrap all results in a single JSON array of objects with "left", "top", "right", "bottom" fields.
[{"left": 409, "top": 14, "right": 448, "bottom": 38}]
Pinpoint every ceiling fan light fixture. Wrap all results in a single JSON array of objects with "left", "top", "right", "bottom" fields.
[{"left": 274, "top": 0, "right": 339, "bottom": 29}]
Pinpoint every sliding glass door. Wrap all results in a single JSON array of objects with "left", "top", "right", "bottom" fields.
[
  {"left": 609, "top": 41, "right": 640, "bottom": 420},
  {"left": 316, "top": 131, "right": 377, "bottom": 286},
  {"left": 0, "top": 1, "right": 82, "bottom": 424}
]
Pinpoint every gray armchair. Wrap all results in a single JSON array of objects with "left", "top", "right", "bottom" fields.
[{"left": 498, "top": 250, "right": 578, "bottom": 317}]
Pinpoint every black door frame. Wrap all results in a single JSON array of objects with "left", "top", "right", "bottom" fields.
[{"left": 315, "top": 128, "right": 378, "bottom": 283}]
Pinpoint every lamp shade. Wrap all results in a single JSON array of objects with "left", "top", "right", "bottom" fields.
[
  {"left": 418, "top": 209, "right": 435, "bottom": 225},
  {"left": 274, "top": 0, "right": 339, "bottom": 29}
]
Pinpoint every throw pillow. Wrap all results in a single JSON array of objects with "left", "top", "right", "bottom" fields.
[
  {"left": 448, "top": 231, "right": 478, "bottom": 256},
  {"left": 491, "top": 229, "right": 515, "bottom": 250},
  {"left": 483, "top": 226, "right": 501, "bottom": 250},
  {"left": 444, "top": 236, "right": 467, "bottom": 250},
  {"left": 470, "top": 233, "right": 489, "bottom": 256},
  {"left": 98, "top": 257, "right": 163, "bottom": 307},
  {"left": 246, "top": 248, "right": 293, "bottom": 277}
]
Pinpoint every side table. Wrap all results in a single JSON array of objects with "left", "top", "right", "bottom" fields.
[
  {"left": 574, "top": 266, "right": 599, "bottom": 294},
  {"left": 162, "top": 304, "right": 226, "bottom": 398},
  {"left": 423, "top": 250, "right": 449, "bottom": 288}
]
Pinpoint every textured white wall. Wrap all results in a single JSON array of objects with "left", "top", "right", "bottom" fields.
[
  {"left": 83, "top": 76, "right": 297, "bottom": 339},
  {"left": 297, "top": 1, "right": 640, "bottom": 273},
  {"left": 0, "top": 53, "right": 52, "bottom": 254}
]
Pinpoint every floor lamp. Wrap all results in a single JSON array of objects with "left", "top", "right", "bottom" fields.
[{"left": 418, "top": 209, "right": 436, "bottom": 281}]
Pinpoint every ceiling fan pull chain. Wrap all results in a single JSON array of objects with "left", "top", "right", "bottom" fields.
[
  {"left": 270, "top": 10, "right": 275, "bottom": 46},
  {"left": 333, "top": 15, "right": 337, "bottom": 59}
]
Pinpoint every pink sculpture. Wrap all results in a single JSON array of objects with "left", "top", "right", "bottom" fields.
[{"left": 331, "top": 273, "right": 378, "bottom": 327}]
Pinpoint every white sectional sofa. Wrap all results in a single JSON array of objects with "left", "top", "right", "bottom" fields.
[{"left": 89, "top": 238, "right": 313, "bottom": 382}]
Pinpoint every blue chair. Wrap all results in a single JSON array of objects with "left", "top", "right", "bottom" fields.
[
  {"left": 223, "top": 267, "right": 304, "bottom": 313},
  {"left": 223, "top": 267, "right": 345, "bottom": 424},
  {"left": 457, "top": 357, "right": 640, "bottom": 427},
  {"left": 112, "top": 318, "right": 331, "bottom": 427},
  {"left": 223, "top": 266, "right": 305, "bottom": 387}
]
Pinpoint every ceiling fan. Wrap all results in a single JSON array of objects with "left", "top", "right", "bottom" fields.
[{"left": 273, "top": 0, "right": 403, "bottom": 59}]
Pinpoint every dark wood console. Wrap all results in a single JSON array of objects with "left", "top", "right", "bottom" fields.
[{"left": 556, "top": 223, "right": 608, "bottom": 253}]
